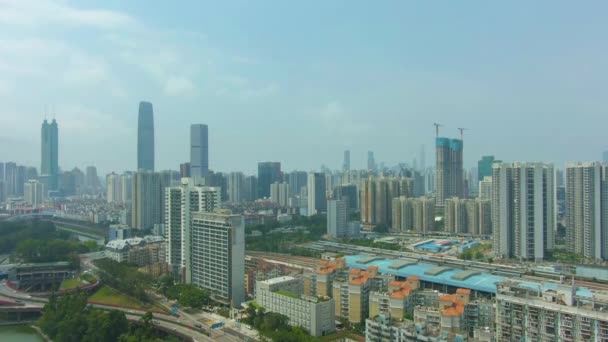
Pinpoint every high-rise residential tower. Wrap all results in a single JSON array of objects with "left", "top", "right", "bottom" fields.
[
  {"left": 41, "top": 118, "right": 59, "bottom": 190},
  {"left": 131, "top": 171, "right": 163, "bottom": 230},
  {"left": 24, "top": 179, "right": 45, "bottom": 207},
  {"left": 190, "top": 210, "right": 245, "bottom": 307},
  {"left": 492, "top": 162, "right": 555, "bottom": 262},
  {"left": 435, "top": 137, "right": 463, "bottom": 206},
  {"left": 327, "top": 199, "right": 347, "bottom": 238},
  {"left": 190, "top": 124, "right": 209, "bottom": 179},
  {"left": 604, "top": 151, "right": 608, "bottom": 165},
  {"left": 307, "top": 172, "right": 327, "bottom": 216},
  {"left": 565, "top": 162, "right": 608, "bottom": 261},
  {"left": 227, "top": 172, "right": 244, "bottom": 203},
  {"left": 343, "top": 150, "right": 351, "bottom": 171},
  {"left": 257, "top": 162, "right": 281, "bottom": 198},
  {"left": 137, "top": 101, "right": 155, "bottom": 171},
  {"left": 165, "top": 178, "right": 220, "bottom": 279},
  {"left": 106, "top": 172, "right": 121, "bottom": 203}
]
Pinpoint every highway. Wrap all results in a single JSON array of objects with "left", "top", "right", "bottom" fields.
[{"left": 0, "top": 280, "right": 214, "bottom": 341}]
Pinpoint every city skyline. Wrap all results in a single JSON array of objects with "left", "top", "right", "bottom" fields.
[{"left": 1, "top": 1, "right": 608, "bottom": 174}]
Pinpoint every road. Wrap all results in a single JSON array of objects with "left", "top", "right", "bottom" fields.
[{"left": 0, "top": 280, "right": 214, "bottom": 341}]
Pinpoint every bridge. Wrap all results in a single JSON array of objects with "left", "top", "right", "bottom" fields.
[{"left": 0, "top": 299, "right": 215, "bottom": 341}]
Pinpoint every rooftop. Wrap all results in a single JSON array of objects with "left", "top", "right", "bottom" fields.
[
  {"left": 263, "top": 275, "right": 295, "bottom": 285},
  {"left": 346, "top": 255, "right": 503, "bottom": 293}
]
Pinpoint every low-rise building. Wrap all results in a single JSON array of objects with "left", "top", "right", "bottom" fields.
[
  {"left": 256, "top": 276, "right": 335, "bottom": 337},
  {"left": 105, "top": 235, "right": 165, "bottom": 266}
]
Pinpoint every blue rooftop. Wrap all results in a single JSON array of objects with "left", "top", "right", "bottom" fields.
[
  {"left": 345, "top": 255, "right": 595, "bottom": 297},
  {"left": 345, "top": 255, "right": 503, "bottom": 293}
]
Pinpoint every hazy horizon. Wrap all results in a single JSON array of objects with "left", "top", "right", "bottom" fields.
[{"left": 2, "top": 0, "right": 608, "bottom": 175}]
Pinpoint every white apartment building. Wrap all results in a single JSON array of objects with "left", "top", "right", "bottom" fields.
[
  {"left": 256, "top": 276, "right": 336, "bottom": 337},
  {"left": 190, "top": 210, "right": 244, "bottom": 308},
  {"left": 565, "top": 162, "right": 608, "bottom": 261},
  {"left": 165, "top": 178, "right": 220, "bottom": 280},
  {"left": 492, "top": 162, "right": 555, "bottom": 262},
  {"left": 24, "top": 179, "right": 45, "bottom": 207}
]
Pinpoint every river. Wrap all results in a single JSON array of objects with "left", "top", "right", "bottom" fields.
[{"left": 0, "top": 325, "right": 44, "bottom": 341}]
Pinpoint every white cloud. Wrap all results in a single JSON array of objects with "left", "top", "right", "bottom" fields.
[
  {"left": 164, "top": 76, "right": 197, "bottom": 97},
  {"left": 0, "top": 0, "right": 136, "bottom": 29}
]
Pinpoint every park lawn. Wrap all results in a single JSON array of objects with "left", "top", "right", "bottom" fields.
[
  {"left": 89, "top": 286, "right": 168, "bottom": 314},
  {"left": 60, "top": 278, "right": 82, "bottom": 290},
  {"left": 89, "top": 286, "right": 147, "bottom": 310},
  {"left": 81, "top": 273, "right": 97, "bottom": 283}
]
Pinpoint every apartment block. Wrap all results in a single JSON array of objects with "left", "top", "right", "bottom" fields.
[
  {"left": 256, "top": 276, "right": 336, "bottom": 337},
  {"left": 495, "top": 280, "right": 608, "bottom": 342},
  {"left": 190, "top": 210, "right": 245, "bottom": 307},
  {"left": 391, "top": 196, "right": 435, "bottom": 232}
]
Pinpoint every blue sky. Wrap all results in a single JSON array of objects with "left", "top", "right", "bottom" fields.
[{"left": 1, "top": 0, "right": 607, "bottom": 175}]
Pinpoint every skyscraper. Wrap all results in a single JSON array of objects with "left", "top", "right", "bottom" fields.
[
  {"left": 0, "top": 162, "right": 4, "bottom": 181},
  {"left": 565, "top": 162, "right": 608, "bottom": 261},
  {"left": 243, "top": 175, "right": 258, "bottom": 202},
  {"left": 435, "top": 137, "right": 463, "bottom": 206},
  {"left": 343, "top": 150, "right": 351, "bottom": 171},
  {"left": 165, "top": 178, "right": 220, "bottom": 279},
  {"left": 15, "top": 166, "right": 26, "bottom": 196},
  {"left": 287, "top": 171, "right": 307, "bottom": 196},
  {"left": 85, "top": 166, "right": 99, "bottom": 192},
  {"left": 137, "top": 101, "right": 155, "bottom": 171},
  {"left": 190, "top": 124, "right": 209, "bottom": 179},
  {"left": 4, "top": 162, "right": 16, "bottom": 196},
  {"left": 367, "top": 151, "right": 376, "bottom": 172},
  {"left": 492, "top": 162, "right": 555, "bottom": 262},
  {"left": 604, "top": 151, "right": 608, "bottom": 165},
  {"left": 257, "top": 162, "right": 281, "bottom": 198},
  {"left": 477, "top": 156, "right": 496, "bottom": 182},
  {"left": 227, "top": 172, "right": 244, "bottom": 203},
  {"left": 327, "top": 199, "right": 347, "bottom": 238},
  {"left": 180, "top": 162, "right": 191, "bottom": 178},
  {"left": 41, "top": 118, "right": 59, "bottom": 190},
  {"left": 190, "top": 210, "right": 245, "bottom": 307},
  {"left": 307, "top": 172, "right": 327, "bottom": 216},
  {"left": 132, "top": 171, "right": 163, "bottom": 230}
]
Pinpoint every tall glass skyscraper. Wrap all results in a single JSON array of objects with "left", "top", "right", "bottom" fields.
[
  {"left": 190, "top": 124, "right": 209, "bottom": 179},
  {"left": 257, "top": 162, "right": 281, "bottom": 198},
  {"left": 137, "top": 101, "right": 155, "bottom": 171},
  {"left": 41, "top": 118, "right": 59, "bottom": 190},
  {"left": 435, "top": 137, "right": 463, "bottom": 206},
  {"left": 478, "top": 155, "right": 497, "bottom": 181}
]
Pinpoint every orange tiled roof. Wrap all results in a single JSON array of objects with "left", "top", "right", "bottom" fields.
[
  {"left": 456, "top": 288, "right": 471, "bottom": 295},
  {"left": 408, "top": 276, "right": 420, "bottom": 281},
  {"left": 349, "top": 276, "right": 369, "bottom": 285},
  {"left": 442, "top": 305, "right": 464, "bottom": 317},
  {"left": 390, "top": 288, "right": 412, "bottom": 299},
  {"left": 439, "top": 294, "right": 457, "bottom": 302}
]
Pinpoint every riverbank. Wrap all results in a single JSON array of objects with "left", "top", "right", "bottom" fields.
[{"left": 30, "top": 325, "right": 52, "bottom": 342}]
